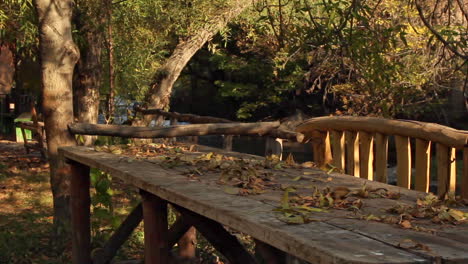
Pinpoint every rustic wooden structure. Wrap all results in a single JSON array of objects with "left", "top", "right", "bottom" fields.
[
  {"left": 15, "top": 106, "right": 47, "bottom": 159},
  {"left": 62, "top": 145, "right": 468, "bottom": 264},
  {"left": 297, "top": 116, "right": 468, "bottom": 199},
  {"left": 134, "top": 108, "right": 304, "bottom": 156}
]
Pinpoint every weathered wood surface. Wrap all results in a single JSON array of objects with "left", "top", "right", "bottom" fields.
[
  {"left": 395, "top": 135, "right": 411, "bottom": 189},
  {"left": 136, "top": 108, "right": 304, "bottom": 142},
  {"left": 70, "top": 161, "right": 91, "bottom": 264},
  {"left": 437, "top": 144, "right": 457, "bottom": 197},
  {"left": 345, "top": 131, "right": 360, "bottom": 177},
  {"left": 330, "top": 130, "right": 345, "bottom": 171},
  {"left": 359, "top": 132, "right": 374, "bottom": 180},
  {"left": 415, "top": 139, "right": 431, "bottom": 192},
  {"left": 68, "top": 122, "right": 280, "bottom": 138},
  {"left": 374, "top": 133, "right": 388, "bottom": 183},
  {"left": 297, "top": 116, "right": 468, "bottom": 148},
  {"left": 60, "top": 146, "right": 468, "bottom": 264}
]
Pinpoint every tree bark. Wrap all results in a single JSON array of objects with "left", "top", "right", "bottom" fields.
[
  {"left": 73, "top": 1, "right": 106, "bottom": 145},
  {"left": 143, "top": 0, "right": 259, "bottom": 121},
  {"left": 34, "top": 0, "right": 79, "bottom": 245}
]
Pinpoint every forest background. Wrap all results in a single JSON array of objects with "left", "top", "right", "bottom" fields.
[{"left": 0, "top": 0, "right": 467, "bottom": 262}]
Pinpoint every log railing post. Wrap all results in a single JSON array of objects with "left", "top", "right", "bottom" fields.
[
  {"left": 415, "top": 139, "right": 431, "bottom": 192},
  {"left": 395, "top": 135, "right": 411, "bottom": 189},
  {"left": 140, "top": 190, "right": 169, "bottom": 264},
  {"left": 463, "top": 147, "right": 468, "bottom": 199},
  {"left": 330, "top": 130, "right": 345, "bottom": 171},
  {"left": 359, "top": 132, "right": 374, "bottom": 180},
  {"left": 345, "top": 131, "right": 360, "bottom": 177},
  {"left": 223, "top": 135, "right": 234, "bottom": 151},
  {"left": 374, "top": 133, "right": 388, "bottom": 183},
  {"left": 265, "top": 137, "right": 283, "bottom": 159},
  {"left": 437, "top": 144, "right": 456, "bottom": 197},
  {"left": 70, "top": 161, "right": 91, "bottom": 264},
  {"left": 170, "top": 117, "right": 178, "bottom": 143},
  {"left": 310, "top": 131, "right": 332, "bottom": 168}
]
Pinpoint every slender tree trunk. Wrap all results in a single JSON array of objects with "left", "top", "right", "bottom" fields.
[
  {"left": 34, "top": 0, "right": 79, "bottom": 245},
  {"left": 144, "top": 0, "right": 258, "bottom": 119},
  {"left": 107, "top": 0, "right": 115, "bottom": 124}
]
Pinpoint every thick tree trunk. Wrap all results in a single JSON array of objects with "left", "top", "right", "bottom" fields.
[
  {"left": 107, "top": 0, "right": 115, "bottom": 124},
  {"left": 144, "top": 0, "right": 258, "bottom": 116},
  {"left": 34, "top": 0, "right": 79, "bottom": 245}
]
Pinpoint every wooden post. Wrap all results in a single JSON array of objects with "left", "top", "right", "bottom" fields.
[
  {"left": 223, "top": 135, "right": 234, "bottom": 151},
  {"left": 170, "top": 117, "right": 178, "bottom": 143},
  {"left": 359, "top": 132, "right": 374, "bottom": 180},
  {"left": 140, "top": 190, "right": 169, "bottom": 264},
  {"left": 265, "top": 137, "right": 283, "bottom": 159},
  {"left": 395, "top": 135, "right": 411, "bottom": 189},
  {"left": 330, "top": 130, "right": 345, "bottom": 171},
  {"left": 177, "top": 227, "right": 196, "bottom": 259},
  {"left": 345, "top": 131, "right": 360, "bottom": 177},
  {"left": 70, "top": 161, "right": 91, "bottom": 264},
  {"left": 311, "top": 131, "right": 332, "bottom": 168},
  {"left": 415, "top": 139, "right": 431, "bottom": 192},
  {"left": 255, "top": 239, "right": 285, "bottom": 264},
  {"left": 437, "top": 144, "right": 456, "bottom": 197},
  {"left": 463, "top": 147, "right": 468, "bottom": 199},
  {"left": 374, "top": 133, "right": 388, "bottom": 183}
]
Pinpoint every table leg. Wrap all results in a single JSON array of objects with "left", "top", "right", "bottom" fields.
[
  {"left": 70, "top": 161, "right": 91, "bottom": 264},
  {"left": 141, "top": 190, "right": 169, "bottom": 264}
]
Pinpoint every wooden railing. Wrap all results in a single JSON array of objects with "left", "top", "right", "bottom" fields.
[{"left": 296, "top": 116, "right": 468, "bottom": 199}]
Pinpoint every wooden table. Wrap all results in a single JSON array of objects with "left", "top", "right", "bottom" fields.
[{"left": 60, "top": 146, "right": 468, "bottom": 264}]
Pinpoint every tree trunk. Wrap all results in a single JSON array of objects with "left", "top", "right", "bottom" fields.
[
  {"left": 143, "top": 0, "right": 258, "bottom": 121},
  {"left": 106, "top": 0, "right": 115, "bottom": 124},
  {"left": 34, "top": 0, "right": 79, "bottom": 245},
  {"left": 73, "top": 1, "right": 106, "bottom": 146}
]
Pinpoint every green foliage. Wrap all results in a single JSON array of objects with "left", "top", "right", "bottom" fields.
[
  {"left": 90, "top": 168, "right": 120, "bottom": 243},
  {"left": 0, "top": 0, "right": 38, "bottom": 58}
]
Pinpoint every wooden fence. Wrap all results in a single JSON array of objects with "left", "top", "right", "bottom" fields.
[{"left": 296, "top": 116, "right": 468, "bottom": 199}]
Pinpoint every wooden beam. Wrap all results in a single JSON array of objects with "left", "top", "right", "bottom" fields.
[
  {"left": 69, "top": 122, "right": 280, "bottom": 138},
  {"left": 140, "top": 190, "right": 169, "bottom": 264},
  {"left": 297, "top": 116, "right": 468, "bottom": 148},
  {"left": 93, "top": 204, "right": 143, "bottom": 264},
  {"left": 463, "top": 147, "right": 468, "bottom": 199},
  {"left": 345, "top": 131, "right": 360, "bottom": 177},
  {"left": 174, "top": 205, "right": 257, "bottom": 264},
  {"left": 310, "top": 131, "right": 332, "bottom": 168},
  {"left": 437, "top": 144, "right": 456, "bottom": 197},
  {"left": 415, "top": 139, "right": 431, "bottom": 192},
  {"left": 359, "top": 132, "right": 374, "bottom": 180},
  {"left": 70, "top": 161, "right": 91, "bottom": 264},
  {"left": 330, "top": 130, "right": 345, "bottom": 171},
  {"left": 374, "top": 133, "right": 388, "bottom": 183},
  {"left": 223, "top": 135, "right": 233, "bottom": 151},
  {"left": 395, "top": 135, "right": 411, "bottom": 189}
]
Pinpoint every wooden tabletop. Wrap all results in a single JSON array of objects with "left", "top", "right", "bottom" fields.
[{"left": 59, "top": 145, "right": 468, "bottom": 264}]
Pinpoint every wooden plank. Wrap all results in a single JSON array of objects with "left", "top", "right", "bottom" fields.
[
  {"left": 437, "top": 144, "right": 457, "bottom": 197},
  {"left": 463, "top": 147, "right": 468, "bottom": 199},
  {"left": 93, "top": 204, "right": 143, "bottom": 264},
  {"left": 70, "top": 161, "right": 91, "bottom": 264},
  {"left": 374, "top": 133, "right": 388, "bottom": 183},
  {"left": 359, "top": 132, "right": 374, "bottom": 180},
  {"left": 297, "top": 116, "right": 468, "bottom": 148},
  {"left": 140, "top": 190, "right": 169, "bottom": 264},
  {"left": 60, "top": 147, "right": 433, "bottom": 264},
  {"left": 395, "top": 135, "right": 411, "bottom": 189},
  {"left": 330, "top": 130, "right": 345, "bottom": 171},
  {"left": 310, "top": 131, "right": 332, "bottom": 168},
  {"left": 415, "top": 139, "right": 431, "bottom": 192},
  {"left": 345, "top": 131, "right": 360, "bottom": 177}
]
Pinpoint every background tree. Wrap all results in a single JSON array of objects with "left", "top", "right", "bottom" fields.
[{"left": 33, "top": 0, "right": 79, "bottom": 244}]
